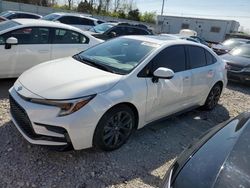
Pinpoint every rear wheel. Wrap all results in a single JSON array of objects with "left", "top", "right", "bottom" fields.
[
  {"left": 203, "top": 84, "right": 222, "bottom": 110},
  {"left": 93, "top": 105, "right": 136, "bottom": 151}
]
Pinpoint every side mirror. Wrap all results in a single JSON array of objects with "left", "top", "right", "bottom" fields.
[
  {"left": 153, "top": 67, "right": 174, "bottom": 79},
  {"left": 5, "top": 37, "right": 18, "bottom": 49},
  {"left": 109, "top": 31, "right": 117, "bottom": 38}
]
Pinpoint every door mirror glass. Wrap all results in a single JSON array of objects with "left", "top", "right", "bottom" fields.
[
  {"left": 153, "top": 67, "right": 174, "bottom": 79},
  {"left": 6, "top": 37, "right": 18, "bottom": 45}
]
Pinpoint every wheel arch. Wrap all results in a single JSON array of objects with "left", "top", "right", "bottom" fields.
[{"left": 107, "top": 102, "right": 139, "bottom": 130}]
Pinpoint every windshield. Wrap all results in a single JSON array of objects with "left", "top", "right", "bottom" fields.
[
  {"left": 222, "top": 39, "right": 246, "bottom": 49},
  {"left": 230, "top": 45, "right": 250, "bottom": 58},
  {"left": 90, "top": 23, "right": 116, "bottom": 33},
  {"left": 0, "top": 11, "right": 10, "bottom": 17},
  {"left": 75, "top": 38, "right": 158, "bottom": 74},
  {"left": 0, "top": 20, "right": 20, "bottom": 32},
  {"left": 41, "top": 13, "right": 60, "bottom": 21}
]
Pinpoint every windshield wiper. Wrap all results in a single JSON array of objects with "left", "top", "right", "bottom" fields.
[{"left": 73, "top": 54, "right": 117, "bottom": 74}]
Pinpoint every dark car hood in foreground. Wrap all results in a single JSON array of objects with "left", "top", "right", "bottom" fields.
[
  {"left": 163, "top": 112, "right": 250, "bottom": 188},
  {"left": 221, "top": 53, "right": 250, "bottom": 68}
]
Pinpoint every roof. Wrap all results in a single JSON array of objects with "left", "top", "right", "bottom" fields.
[
  {"left": 3, "top": 10, "right": 41, "bottom": 17},
  {"left": 122, "top": 35, "right": 203, "bottom": 47},
  {"left": 3, "top": 19, "right": 95, "bottom": 38},
  {"left": 49, "top": 12, "right": 97, "bottom": 21},
  {"left": 158, "top": 15, "right": 239, "bottom": 24},
  {"left": 13, "top": 19, "right": 82, "bottom": 31}
]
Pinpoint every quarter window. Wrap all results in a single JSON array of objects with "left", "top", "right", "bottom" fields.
[
  {"left": 205, "top": 51, "right": 217, "bottom": 65},
  {"left": 151, "top": 45, "right": 186, "bottom": 73},
  {"left": 188, "top": 46, "right": 206, "bottom": 69},
  {"left": 53, "top": 29, "right": 88, "bottom": 44}
]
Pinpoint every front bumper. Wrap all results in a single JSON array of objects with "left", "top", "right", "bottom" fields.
[
  {"left": 9, "top": 87, "right": 102, "bottom": 150},
  {"left": 227, "top": 71, "right": 250, "bottom": 83}
]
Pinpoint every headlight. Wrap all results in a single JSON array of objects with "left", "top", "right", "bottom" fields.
[
  {"left": 30, "top": 95, "right": 96, "bottom": 116},
  {"left": 243, "top": 67, "right": 250, "bottom": 72}
]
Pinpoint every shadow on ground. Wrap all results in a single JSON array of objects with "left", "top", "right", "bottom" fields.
[
  {"left": 0, "top": 78, "right": 16, "bottom": 100},
  {"left": 227, "top": 81, "right": 250, "bottom": 95},
  {"left": 0, "top": 103, "right": 230, "bottom": 187}
]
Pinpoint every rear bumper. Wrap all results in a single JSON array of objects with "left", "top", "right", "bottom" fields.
[{"left": 227, "top": 71, "right": 250, "bottom": 83}]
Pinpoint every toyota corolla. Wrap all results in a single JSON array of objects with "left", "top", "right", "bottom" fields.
[{"left": 9, "top": 36, "right": 227, "bottom": 151}]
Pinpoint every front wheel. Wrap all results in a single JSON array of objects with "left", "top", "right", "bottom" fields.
[
  {"left": 93, "top": 105, "right": 136, "bottom": 151},
  {"left": 203, "top": 84, "right": 222, "bottom": 110}
]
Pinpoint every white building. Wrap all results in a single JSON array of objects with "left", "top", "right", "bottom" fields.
[{"left": 157, "top": 15, "right": 240, "bottom": 43}]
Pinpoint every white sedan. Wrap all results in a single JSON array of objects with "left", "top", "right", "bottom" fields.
[
  {"left": 9, "top": 36, "right": 227, "bottom": 151},
  {"left": 0, "top": 19, "right": 102, "bottom": 78}
]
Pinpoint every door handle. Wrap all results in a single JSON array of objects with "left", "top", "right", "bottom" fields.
[{"left": 183, "top": 76, "right": 190, "bottom": 81}]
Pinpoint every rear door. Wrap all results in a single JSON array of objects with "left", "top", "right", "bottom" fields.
[
  {"left": 144, "top": 45, "right": 192, "bottom": 122},
  {"left": 51, "top": 28, "right": 90, "bottom": 59},
  {"left": 186, "top": 45, "right": 215, "bottom": 103},
  {"left": 0, "top": 27, "right": 51, "bottom": 77}
]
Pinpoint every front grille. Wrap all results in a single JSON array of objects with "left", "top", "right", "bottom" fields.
[{"left": 9, "top": 95, "right": 37, "bottom": 139}]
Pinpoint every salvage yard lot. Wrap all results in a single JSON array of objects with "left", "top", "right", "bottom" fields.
[{"left": 0, "top": 79, "right": 249, "bottom": 188}]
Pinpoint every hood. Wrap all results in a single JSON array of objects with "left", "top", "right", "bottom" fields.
[
  {"left": 220, "top": 53, "right": 250, "bottom": 67},
  {"left": 18, "top": 57, "right": 122, "bottom": 100}
]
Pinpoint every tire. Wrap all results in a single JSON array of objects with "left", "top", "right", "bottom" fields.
[
  {"left": 93, "top": 105, "right": 136, "bottom": 151},
  {"left": 203, "top": 84, "right": 222, "bottom": 110}
]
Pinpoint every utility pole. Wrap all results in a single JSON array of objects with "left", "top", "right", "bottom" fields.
[
  {"left": 161, "top": 0, "right": 165, "bottom": 16},
  {"left": 160, "top": 0, "right": 165, "bottom": 32}
]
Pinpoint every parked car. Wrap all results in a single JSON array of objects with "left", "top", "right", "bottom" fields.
[
  {"left": 161, "top": 112, "right": 250, "bottom": 188},
  {"left": 88, "top": 22, "right": 118, "bottom": 34},
  {"left": 0, "top": 11, "right": 42, "bottom": 20},
  {"left": 0, "top": 16, "right": 8, "bottom": 22},
  {"left": 9, "top": 36, "right": 227, "bottom": 151},
  {"left": 190, "top": 36, "right": 209, "bottom": 46},
  {"left": 160, "top": 34, "right": 209, "bottom": 46},
  {"left": 221, "top": 44, "right": 250, "bottom": 83},
  {"left": 91, "top": 23, "right": 153, "bottom": 40},
  {"left": 41, "top": 13, "right": 104, "bottom": 31},
  {"left": 212, "top": 38, "right": 250, "bottom": 55},
  {"left": 0, "top": 19, "right": 102, "bottom": 78}
]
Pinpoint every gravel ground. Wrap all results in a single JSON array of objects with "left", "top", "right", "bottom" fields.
[{"left": 0, "top": 79, "right": 249, "bottom": 188}]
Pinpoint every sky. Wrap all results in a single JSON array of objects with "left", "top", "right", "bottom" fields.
[{"left": 136, "top": 0, "right": 250, "bottom": 32}]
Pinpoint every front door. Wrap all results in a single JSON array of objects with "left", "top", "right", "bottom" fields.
[
  {"left": 0, "top": 40, "right": 18, "bottom": 78},
  {"left": 145, "top": 45, "right": 192, "bottom": 122},
  {"left": 0, "top": 27, "right": 51, "bottom": 78}
]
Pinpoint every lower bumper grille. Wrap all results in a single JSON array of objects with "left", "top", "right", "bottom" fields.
[
  {"left": 9, "top": 94, "right": 69, "bottom": 143},
  {"left": 9, "top": 94, "right": 37, "bottom": 139}
]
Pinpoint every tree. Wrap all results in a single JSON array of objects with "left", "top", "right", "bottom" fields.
[
  {"left": 140, "top": 11, "right": 156, "bottom": 23},
  {"left": 127, "top": 8, "right": 140, "bottom": 21},
  {"left": 77, "top": 0, "right": 93, "bottom": 13}
]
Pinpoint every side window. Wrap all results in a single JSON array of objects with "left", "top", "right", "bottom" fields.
[
  {"left": 58, "top": 16, "right": 80, "bottom": 25},
  {"left": 137, "top": 28, "right": 150, "bottom": 35},
  {"left": 53, "top": 29, "right": 89, "bottom": 44},
  {"left": 188, "top": 46, "right": 206, "bottom": 69},
  {"left": 79, "top": 18, "right": 95, "bottom": 26},
  {"left": 1, "top": 27, "right": 49, "bottom": 44},
  {"left": 152, "top": 45, "right": 186, "bottom": 73},
  {"left": 23, "top": 14, "right": 39, "bottom": 19},
  {"left": 205, "top": 51, "right": 217, "bottom": 65}
]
